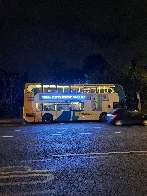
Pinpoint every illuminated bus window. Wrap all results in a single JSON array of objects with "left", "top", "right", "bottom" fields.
[
  {"left": 78, "top": 87, "right": 84, "bottom": 93},
  {"left": 63, "top": 86, "right": 70, "bottom": 93},
  {"left": 84, "top": 85, "right": 97, "bottom": 93},
  {"left": 100, "top": 89, "right": 104, "bottom": 93},
  {"left": 57, "top": 104, "right": 70, "bottom": 111},
  {"left": 108, "top": 88, "right": 114, "bottom": 93},
  {"left": 70, "top": 102, "right": 84, "bottom": 111},
  {"left": 43, "top": 85, "right": 49, "bottom": 93},
  {"left": 43, "top": 85, "right": 57, "bottom": 93},
  {"left": 27, "top": 85, "right": 42, "bottom": 95},
  {"left": 71, "top": 86, "right": 79, "bottom": 93},
  {"left": 84, "top": 89, "right": 90, "bottom": 93},
  {"left": 36, "top": 103, "right": 42, "bottom": 111},
  {"left": 90, "top": 88, "right": 96, "bottom": 93},
  {"left": 48, "top": 88, "right": 57, "bottom": 93},
  {"left": 71, "top": 85, "right": 84, "bottom": 93},
  {"left": 97, "top": 86, "right": 101, "bottom": 93},
  {"left": 27, "top": 86, "right": 33, "bottom": 93},
  {"left": 103, "top": 86, "right": 108, "bottom": 93},
  {"left": 84, "top": 87, "right": 90, "bottom": 93},
  {"left": 57, "top": 86, "right": 63, "bottom": 93},
  {"left": 43, "top": 103, "right": 55, "bottom": 111}
]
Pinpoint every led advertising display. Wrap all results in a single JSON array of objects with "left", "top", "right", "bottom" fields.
[{"left": 39, "top": 94, "right": 89, "bottom": 100}]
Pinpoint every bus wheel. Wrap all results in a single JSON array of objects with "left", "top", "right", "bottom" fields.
[
  {"left": 99, "top": 112, "right": 107, "bottom": 122},
  {"left": 42, "top": 114, "right": 53, "bottom": 124}
]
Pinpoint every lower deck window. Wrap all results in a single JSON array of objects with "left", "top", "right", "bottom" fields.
[
  {"left": 36, "top": 102, "right": 84, "bottom": 111},
  {"left": 57, "top": 104, "right": 70, "bottom": 111},
  {"left": 43, "top": 103, "right": 55, "bottom": 111},
  {"left": 70, "top": 102, "right": 84, "bottom": 111},
  {"left": 36, "top": 103, "right": 42, "bottom": 111}
]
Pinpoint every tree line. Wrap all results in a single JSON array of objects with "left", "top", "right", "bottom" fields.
[{"left": 0, "top": 53, "right": 147, "bottom": 117}]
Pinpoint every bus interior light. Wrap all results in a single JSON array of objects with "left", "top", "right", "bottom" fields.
[{"left": 49, "top": 85, "right": 56, "bottom": 88}]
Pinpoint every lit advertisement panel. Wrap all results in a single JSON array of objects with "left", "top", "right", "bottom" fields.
[{"left": 39, "top": 94, "right": 89, "bottom": 100}]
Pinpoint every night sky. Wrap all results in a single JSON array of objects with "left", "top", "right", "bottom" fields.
[{"left": 1, "top": 0, "right": 147, "bottom": 80}]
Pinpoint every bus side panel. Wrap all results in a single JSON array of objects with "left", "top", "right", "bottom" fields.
[
  {"left": 41, "top": 111, "right": 71, "bottom": 122},
  {"left": 23, "top": 93, "right": 35, "bottom": 122},
  {"left": 101, "top": 93, "right": 119, "bottom": 112},
  {"left": 55, "top": 111, "right": 71, "bottom": 121},
  {"left": 71, "top": 111, "right": 100, "bottom": 121}
]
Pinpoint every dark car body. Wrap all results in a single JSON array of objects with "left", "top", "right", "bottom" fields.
[{"left": 106, "top": 108, "right": 147, "bottom": 126}]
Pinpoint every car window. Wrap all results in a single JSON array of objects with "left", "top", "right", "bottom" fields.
[
  {"left": 108, "top": 109, "right": 118, "bottom": 114},
  {"left": 127, "top": 111, "right": 141, "bottom": 116}
]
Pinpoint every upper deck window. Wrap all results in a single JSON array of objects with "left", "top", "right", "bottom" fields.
[
  {"left": 108, "top": 88, "right": 115, "bottom": 93},
  {"left": 63, "top": 86, "right": 70, "bottom": 93},
  {"left": 71, "top": 86, "right": 84, "bottom": 93},
  {"left": 90, "top": 88, "right": 96, "bottom": 93},
  {"left": 84, "top": 86, "right": 97, "bottom": 93},
  {"left": 57, "top": 86, "right": 63, "bottom": 93},
  {"left": 43, "top": 85, "right": 57, "bottom": 93},
  {"left": 27, "top": 85, "right": 42, "bottom": 95},
  {"left": 100, "top": 89, "right": 104, "bottom": 93}
]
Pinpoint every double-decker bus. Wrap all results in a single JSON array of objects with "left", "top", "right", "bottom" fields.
[{"left": 23, "top": 83, "right": 125, "bottom": 123}]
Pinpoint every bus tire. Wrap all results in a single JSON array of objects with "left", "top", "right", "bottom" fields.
[
  {"left": 42, "top": 114, "right": 53, "bottom": 124},
  {"left": 99, "top": 112, "right": 107, "bottom": 122}
]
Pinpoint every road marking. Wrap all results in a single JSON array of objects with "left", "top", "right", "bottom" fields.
[
  {"left": 52, "top": 150, "right": 147, "bottom": 157},
  {"left": 0, "top": 165, "right": 30, "bottom": 170},
  {"left": 115, "top": 132, "right": 121, "bottom": 134},
  {"left": 20, "top": 151, "right": 147, "bottom": 163},
  {"left": 83, "top": 155, "right": 111, "bottom": 159},
  {"left": 0, "top": 170, "right": 50, "bottom": 175},
  {"left": 0, "top": 166, "right": 31, "bottom": 172},
  {"left": 93, "top": 127, "right": 101, "bottom": 128},
  {"left": 8, "top": 189, "right": 56, "bottom": 196},
  {"left": 0, "top": 169, "right": 54, "bottom": 186},
  {"left": 0, "top": 177, "right": 53, "bottom": 186},
  {"left": 1, "top": 136, "right": 13, "bottom": 138},
  {"left": 21, "top": 158, "right": 52, "bottom": 163},
  {"left": 0, "top": 173, "right": 53, "bottom": 179},
  {"left": 15, "top": 130, "right": 20, "bottom": 132},
  {"left": 52, "top": 133, "right": 62, "bottom": 136},
  {"left": 137, "top": 154, "right": 147, "bottom": 156},
  {"left": 79, "top": 132, "right": 92, "bottom": 135},
  {"left": 53, "top": 152, "right": 109, "bottom": 157}
]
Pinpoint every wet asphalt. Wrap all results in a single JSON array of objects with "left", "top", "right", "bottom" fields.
[{"left": 0, "top": 122, "right": 147, "bottom": 196}]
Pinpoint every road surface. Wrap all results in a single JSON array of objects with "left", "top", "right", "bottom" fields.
[{"left": 0, "top": 122, "right": 147, "bottom": 195}]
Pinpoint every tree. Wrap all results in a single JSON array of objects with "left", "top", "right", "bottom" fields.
[
  {"left": 122, "top": 61, "right": 147, "bottom": 91},
  {"left": 0, "top": 69, "right": 26, "bottom": 117},
  {"left": 84, "top": 54, "right": 147, "bottom": 109}
]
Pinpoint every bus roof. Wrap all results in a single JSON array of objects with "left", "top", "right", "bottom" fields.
[{"left": 25, "top": 83, "right": 117, "bottom": 86}]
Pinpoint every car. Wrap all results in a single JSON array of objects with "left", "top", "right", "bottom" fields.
[{"left": 106, "top": 108, "right": 147, "bottom": 126}]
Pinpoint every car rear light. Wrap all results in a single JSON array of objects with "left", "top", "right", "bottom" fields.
[{"left": 112, "top": 114, "right": 117, "bottom": 118}]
